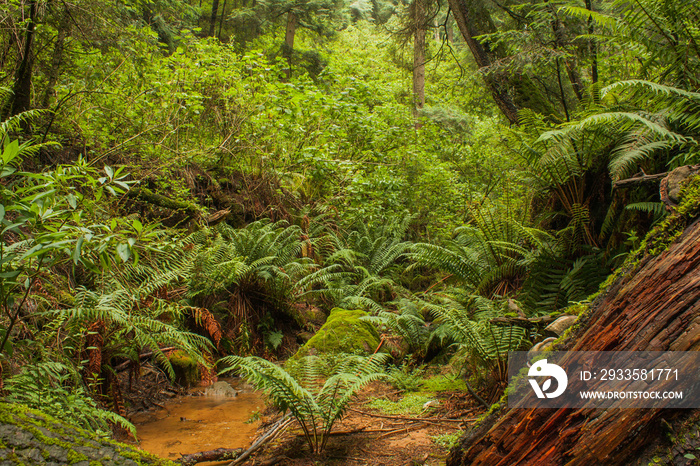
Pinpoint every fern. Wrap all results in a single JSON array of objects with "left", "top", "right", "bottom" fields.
[
  {"left": 4, "top": 361, "right": 136, "bottom": 438},
  {"left": 418, "top": 295, "right": 528, "bottom": 383},
  {"left": 188, "top": 220, "right": 313, "bottom": 350},
  {"left": 220, "top": 353, "right": 388, "bottom": 453},
  {"left": 296, "top": 214, "right": 414, "bottom": 312},
  {"left": 361, "top": 299, "right": 430, "bottom": 357},
  {"left": 409, "top": 206, "right": 547, "bottom": 298}
]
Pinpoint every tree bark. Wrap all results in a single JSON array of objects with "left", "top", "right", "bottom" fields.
[
  {"left": 9, "top": 0, "right": 38, "bottom": 117},
  {"left": 447, "top": 214, "right": 700, "bottom": 465},
  {"left": 42, "top": 7, "right": 71, "bottom": 108},
  {"left": 547, "top": 4, "right": 583, "bottom": 103},
  {"left": 446, "top": 0, "right": 519, "bottom": 125},
  {"left": 218, "top": 0, "right": 228, "bottom": 39},
  {"left": 208, "top": 0, "right": 220, "bottom": 37},
  {"left": 412, "top": 0, "right": 426, "bottom": 127},
  {"left": 283, "top": 10, "right": 297, "bottom": 79},
  {"left": 179, "top": 448, "right": 243, "bottom": 466},
  {"left": 585, "top": 0, "right": 599, "bottom": 102}
]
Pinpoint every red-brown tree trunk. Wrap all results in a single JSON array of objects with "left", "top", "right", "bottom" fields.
[{"left": 448, "top": 214, "right": 700, "bottom": 465}]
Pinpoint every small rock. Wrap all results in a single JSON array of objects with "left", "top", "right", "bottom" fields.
[
  {"left": 422, "top": 400, "right": 439, "bottom": 410},
  {"left": 545, "top": 315, "right": 578, "bottom": 336},
  {"left": 204, "top": 381, "right": 239, "bottom": 397}
]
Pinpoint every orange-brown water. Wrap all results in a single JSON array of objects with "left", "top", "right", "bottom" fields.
[{"left": 131, "top": 379, "right": 264, "bottom": 462}]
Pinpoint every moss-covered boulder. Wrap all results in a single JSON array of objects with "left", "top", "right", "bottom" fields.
[
  {"left": 0, "top": 402, "right": 175, "bottom": 465},
  {"left": 167, "top": 350, "right": 199, "bottom": 388},
  {"left": 293, "top": 308, "right": 381, "bottom": 358}
]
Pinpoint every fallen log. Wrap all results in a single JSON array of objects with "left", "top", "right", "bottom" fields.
[
  {"left": 448, "top": 178, "right": 700, "bottom": 465},
  {"left": 127, "top": 187, "right": 200, "bottom": 219},
  {"left": 179, "top": 448, "right": 243, "bottom": 466},
  {"left": 612, "top": 171, "right": 668, "bottom": 189}
]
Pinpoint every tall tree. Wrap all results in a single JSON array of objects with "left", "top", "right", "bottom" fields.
[
  {"left": 412, "top": 0, "right": 426, "bottom": 126},
  {"left": 283, "top": 10, "right": 298, "bottom": 77},
  {"left": 42, "top": 6, "right": 71, "bottom": 108},
  {"left": 8, "top": 0, "right": 38, "bottom": 117},
  {"left": 209, "top": 0, "right": 220, "bottom": 36},
  {"left": 446, "top": 0, "right": 519, "bottom": 124}
]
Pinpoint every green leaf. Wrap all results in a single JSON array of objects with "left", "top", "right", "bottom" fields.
[
  {"left": 0, "top": 330, "right": 13, "bottom": 357},
  {"left": 132, "top": 218, "right": 143, "bottom": 234},
  {"left": 116, "top": 243, "right": 132, "bottom": 263},
  {"left": 73, "top": 236, "right": 84, "bottom": 265},
  {"left": 0, "top": 204, "right": 4, "bottom": 222},
  {"left": 67, "top": 194, "right": 77, "bottom": 209},
  {"left": 0, "top": 270, "right": 21, "bottom": 279},
  {"left": 684, "top": 454, "right": 697, "bottom": 460}
]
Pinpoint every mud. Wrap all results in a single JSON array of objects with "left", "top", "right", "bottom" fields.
[{"left": 130, "top": 379, "right": 264, "bottom": 462}]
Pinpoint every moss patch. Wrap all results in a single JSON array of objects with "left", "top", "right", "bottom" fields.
[
  {"left": 366, "top": 394, "right": 433, "bottom": 415},
  {"left": 0, "top": 402, "right": 175, "bottom": 465},
  {"left": 168, "top": 350, "right": 199, "bottom": 388},
  {"left": 293, "top": 308, "right": 381, "bottom": 358}
]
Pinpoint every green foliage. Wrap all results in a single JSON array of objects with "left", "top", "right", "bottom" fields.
[
  {"left": 420, "top": 294, "right": 529, "bottom": 382},
  {"left": 365, "top": 393, "right": 432, "bottom": 415},
  {"left": 220, "top": 353, "right": 389, "bottom": 453},
  {"left": 4, "top": 361, "right": 135, "bottom": 438},
  {"left": 431, "top": 431, "right": 462, "bottom": 449},
  {"left": 47, "top": 235, "right": 212, "bottom": 381},
  {"left": 188, "top": 220, "right": 311, "bottom": 350},
  {"left": 421, "top": 374, "right": 468, "bottom": 392},
  {"left": 410, "top": 205, "right": 547, "bottom": 297},
  {"left": 298, "top": 214, "right": 414, "bottom": 312},
  {"left": 361, "top": 299, "right": 430, "bottom": 358},
  {"left": 387, "top": 364, "right": 425, "bottom": 392}
]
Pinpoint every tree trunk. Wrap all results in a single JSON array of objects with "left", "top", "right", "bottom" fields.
[
  {"left": 42, "top": 7, "right": 71, "bottom": 108},
  {"left": 446, "top": 0, "right": 519, "bottom": 125},
  {"left": 218, "top": 0, "right": 228, "bottom": 39},
  {"left": 585, "top": 0, "right": 599, "bottom": 102},
  {"left": 9, "top": 0, "right": 38, "bottom": 117},
  {"left": 547, "top": 4, "right": 583, "bottom": 103},
  {"left": 208, "top": 0, "right": 220, "bottom": 37},
  {"left": 412, "top": 0, "right": 426, "bottom": 127},
  {"left": 447, "top": 213, "right": 700, "bottom": 465},
  {"left": 284, "top": 10, "right": 297, "bottom": 79}
]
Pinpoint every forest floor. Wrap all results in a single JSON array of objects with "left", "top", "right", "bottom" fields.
[
  {"left": 122, "top": 369, "right": 486, "bottom": 466},
  {"left": 240, "top": 382, "right": 485, "bottom": 466}
]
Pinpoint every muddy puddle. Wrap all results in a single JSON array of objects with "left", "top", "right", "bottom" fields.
[{"left": 131, "top": 378, "right": 264, "bottom": 463}]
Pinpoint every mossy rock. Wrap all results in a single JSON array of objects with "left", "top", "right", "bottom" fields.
[
  {"left": 167, "top": 350, "right": 199, "bottom": 388},
  {"left": 293, "top": 308, "right": 380, "bottom": 358},
  {"left": 0, "top": 402, "right": 175, "bottom": 465}
]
